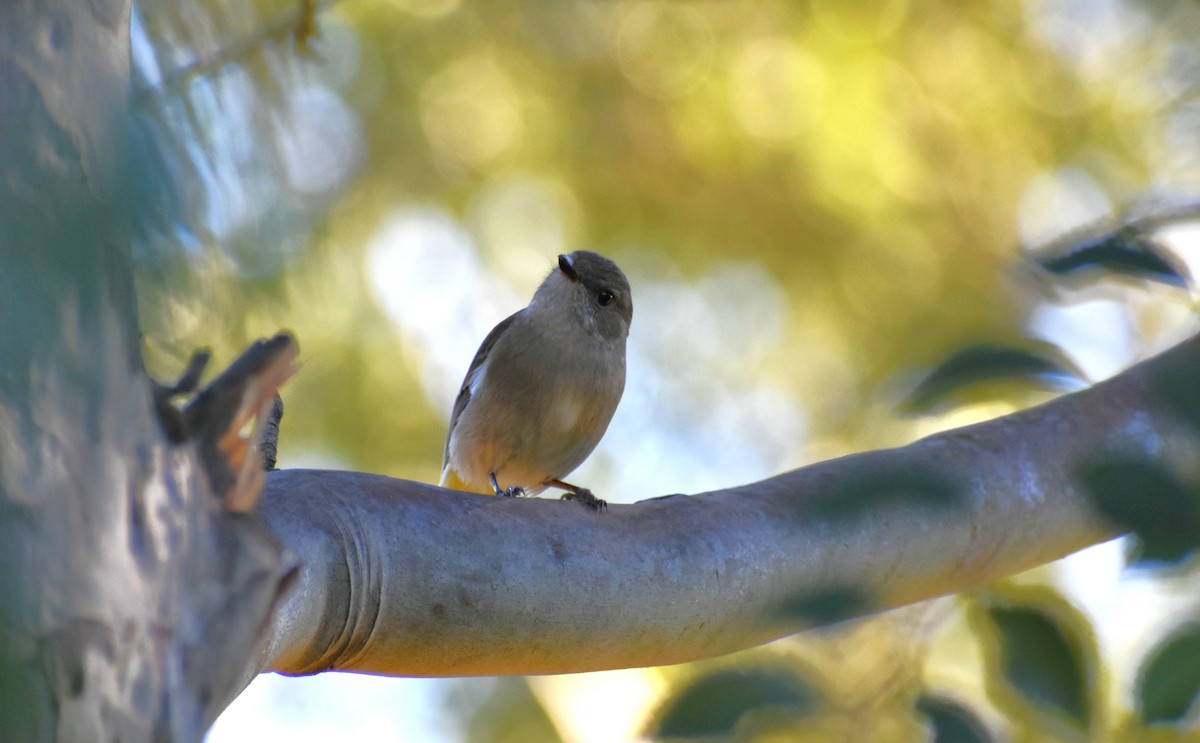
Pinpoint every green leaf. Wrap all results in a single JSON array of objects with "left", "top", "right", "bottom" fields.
[
  {"left": 1079, "top": 458, "right": 1200, "bottom": 565},
  {"left": 1137, "top": 623, "right": 1200, "bottom": 725},
  {"left": 985, "top": 602, "right": 1092, "bottom": 732},
  {"left": 809, "top": 456, "right": 963, "bottom": 522},
  {"left": 1036, "top": 230, "right": 1189, "bottom": 288},
  {"left": 650, "top": 667, "right": 817, "bottom": 740},
  {"left": 914, "top": 694, "right": 993, "bottom": 743},
  {"left": 901, "top": 342, "right": 1083, "bottom": 414}
]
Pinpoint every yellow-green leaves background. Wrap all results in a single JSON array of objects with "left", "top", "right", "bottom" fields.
[{"left": 129, "top": 0, "right": 1200, "bottom": 740}]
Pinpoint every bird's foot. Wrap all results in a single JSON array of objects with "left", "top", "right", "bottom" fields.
[
  {"left": 489, "top": 472, "right": 526, "bottom": 498},
  {"left": 561, "top": 488, "right": 607, "bottom": 512}
]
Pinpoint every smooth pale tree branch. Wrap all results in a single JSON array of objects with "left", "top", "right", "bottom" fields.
[{"left": 254, "top": 332, "right": 1200, "bottom": 681}]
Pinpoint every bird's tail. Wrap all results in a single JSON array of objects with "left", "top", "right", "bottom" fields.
[{"left": 439, "top": 467, "right": 490, "bottom": 494}]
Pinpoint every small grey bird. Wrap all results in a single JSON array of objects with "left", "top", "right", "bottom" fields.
[{"left": 439, "top": 250, "right": 632, "bottom": 510}]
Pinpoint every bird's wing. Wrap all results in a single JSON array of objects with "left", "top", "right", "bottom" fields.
[{"left": 442, "top": 310, "right": 521, "bottom": 470}]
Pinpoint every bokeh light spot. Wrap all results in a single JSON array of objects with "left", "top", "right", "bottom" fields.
[
  {"left": 467, "top": 173, "right": 582, "bottom": 289},
  {"left": 810, "top": 0, "right": 911, "bottom": 41},
  {"left": 274, "top": 86, "right": 364, "bottom": 196},
  {"left": 366, "top": 207, "right": 518, "bottom": 414},
  {"left": 1013, "top": 58, "right": 1092, "bottom": 117},
  {"left": 386, "top": 0, "right": 461, "bottom": 20},
  {"left": 1018, "top": 167, "right": 1112, "bottom": 247},
  {"left": 617, "top": 1, "right": 715, "bottom": 100},
  {"left": 730, "top": 37, "right": 827, "bottom": 144},
  {"left": 420, "top": 55, "right": 523, "bottom": 169}
]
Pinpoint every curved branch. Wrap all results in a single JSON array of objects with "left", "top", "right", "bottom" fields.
[{"left": 256, "top": 333, "right": 1200, "bottom": 679}]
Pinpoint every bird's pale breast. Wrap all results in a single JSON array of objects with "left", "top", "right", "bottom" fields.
[{"left": 444, "top": 316, "right": 624, "bottom": 494}]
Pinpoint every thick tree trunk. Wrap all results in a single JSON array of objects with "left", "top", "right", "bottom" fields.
[{"left": 0, "top": 3, "right": 291, "bottom": 741}]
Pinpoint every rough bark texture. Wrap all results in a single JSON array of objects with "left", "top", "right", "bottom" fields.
[
  {"left": 255, "top": 333, "right": 1198, "bottom": 680},
  {"left": 0, "top": 3, "right": 293, "bottom": 741}
]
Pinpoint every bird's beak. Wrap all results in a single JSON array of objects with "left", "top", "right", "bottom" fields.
[{"left": 558, "top": 254, "right": 580, "bottom": 282}]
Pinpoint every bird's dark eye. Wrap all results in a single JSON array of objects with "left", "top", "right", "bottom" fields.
[{"left": 597, "top": 291, "right": 615, "bottom": 306}]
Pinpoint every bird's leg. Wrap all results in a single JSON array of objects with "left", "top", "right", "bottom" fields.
[
  {"left": 547, "top": 479, "right": 607, "bottom": 512},
  {"left": 489, "top": 472, "right": 526, "bottom": 498}
]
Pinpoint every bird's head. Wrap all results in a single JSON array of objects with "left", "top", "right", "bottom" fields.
[{"left": 534, "top": 250, "right": 632, "bottom": 341}]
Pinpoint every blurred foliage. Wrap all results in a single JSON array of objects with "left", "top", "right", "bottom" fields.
[
  {"left": 1034, "top": 227, "right": 1190, "bottom": 288},
  {"left": 900, "top": 341, "right": 1084, "bottom": 414},
  {"left": 126, "top": 0, "right": 1200, "bottom": 741},
  {"left": 1135, "top": 623, "right": 1200, "bottom": 727},
  {"left": 971, "top": 586, "right": 1099, "bottom": 739},
  {"left": 1081, "top": 457, "right": 1200, "bottom": 566},
  {"left": 647, "top": 666, "right": 818, "bottom": 740},
  {"left": 444, "top": 677, "right": 562, "bottom": 743},
  {"left": 132, "top": 0, "right": 1192, "bottom": 478},
  {"left": 913, "top": 694, "right": 995, "bottom": 743}
]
